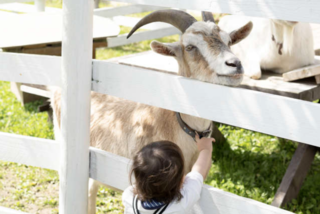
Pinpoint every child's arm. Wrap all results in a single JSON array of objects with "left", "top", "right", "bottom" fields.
[{"left": 191, "top": 133, "right": 215, "bottom": 180}]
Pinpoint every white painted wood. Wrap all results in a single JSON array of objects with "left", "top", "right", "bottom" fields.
[
  {"left": 90, "top": 147, "right": 293, "bottom": 214},
  {"left": 0, "top": 52, "right": 61, "bottom": 86},
  {"left": 20, "top": 85, "right": 51, "bottom": 98},
  {"left": 93, "top": 4, "right": 165, "bottom": 18},
  {"left": 0, "top": 0, "right": 30, "bottom": 4},
  {"left": 0, "top": 132, "right": 59, "bottom": 170},
  {"left": 0, "top": 10, "right": 17, "bottom": 17},
  {"left": 0, "top": 13, "right": 119, "bottom": 49},
  {"left": 35, "top": 0, "right": 45, "bottom": 12},
  {"left": 0, "top": 2, "right": 60, "bottom": 13},
  {"left": 112, "top": 16, "right": 173, "bottom": 30},
  {"left": 283, "top": 58, "right": 320, "bottom": 82},
  {"left": 110, "top": 0, "right": 320, "bottom": 24},
  {"left": 89, "top": 147, "right": 132, "bottom": 191},
  {"left": 194, "top": 185, "right": 294, "bottom": 214},
  {"left": 59, "top": 0, "right": 93, "bottom": 213},
  {"left": 92, "top": 61, "right": 320, "bottom": 148},
  {"left": 107, "top": 27, "right": 180, "bottom": 47},
  {"left": 0, "top": 206, "right": 29, "bottom": 214}
]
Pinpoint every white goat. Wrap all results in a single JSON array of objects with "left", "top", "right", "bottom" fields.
[
  {"left": 218, "top": 15, "right": 315, "bottom": 79},
  {"left": 51, "top": 10, "right": 252, "bottom": 214}
]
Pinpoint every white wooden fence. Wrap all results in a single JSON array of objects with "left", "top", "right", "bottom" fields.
[{"left": 1, "top": 0, "right": 320, "bottom": 213}]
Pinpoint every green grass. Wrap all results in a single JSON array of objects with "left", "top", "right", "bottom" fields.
[{"left": 1, "top": 1, "right": 320, "bottom": 213}]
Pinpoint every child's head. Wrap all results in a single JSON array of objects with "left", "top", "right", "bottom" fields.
[{"left": 130, "top": 141, "right": 185, "bottom": 204}]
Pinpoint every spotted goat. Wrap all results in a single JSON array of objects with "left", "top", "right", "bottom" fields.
[{"left": 51, "top": 10, "right": 253, "bottom": 214}]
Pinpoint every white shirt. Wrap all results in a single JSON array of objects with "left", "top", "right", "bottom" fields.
[{"left": 122, "top": 171, "right": 203, "bottom": 214}]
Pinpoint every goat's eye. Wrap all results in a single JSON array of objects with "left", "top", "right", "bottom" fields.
[{"left": 186, "top": 45, "right": 195, "bottom": 51}]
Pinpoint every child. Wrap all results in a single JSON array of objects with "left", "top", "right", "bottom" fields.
[{"left": 122, "top": 134, "right": 215, "bottom": 214}]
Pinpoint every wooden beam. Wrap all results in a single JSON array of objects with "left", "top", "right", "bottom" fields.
[
  {"left": 110, "top": 0, "right": 320, "bottom": 24},
  {"left": 59, "top": 0, "right": 93, "bottom": 213},
  {"left": 283, "top": 59, "right": 320, "bottom": 82},
  {"left": 272, "top": 143, "right": 318, "bottom": 207},
  {"left": 89, "top": 148, "right": 293, "bottom": 214},
  {"left": 93, "top": 4, "right": 165, "bottom": 18},
  {"left": 0, "top": 52, "right": 61, "bottom": 86},
  {"left": 0, "top": 0, "right": 31, "bottom": 4},
  {"left": 0, "top": 132, "right": 59, "bottom": 171},
  {"left": 92, "top": 61, "right": 320, "bottom": 148},
  {"left": 0, "top": 206, "right": 29, "bottom": 214},
  {"left": 35, "top": 0, "right": 45, "bottom": 12},
  {"left": 315, "top": 75, "right": 320, "bottom": 84}
]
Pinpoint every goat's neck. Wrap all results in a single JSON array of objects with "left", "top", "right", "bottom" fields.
[
  {"left": 180, "top": 113, "right": 211, "bottom": 132},
  {"left": 176, "top": 63, "right": 211, "bottom": 131}
]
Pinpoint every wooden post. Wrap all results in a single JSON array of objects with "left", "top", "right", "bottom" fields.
[
  {"left": 59, "top": 0, "right": 93, "bottom": 213},
  {"left": 35, "top": 0, "right": 45, "bottom": 12},
  {"left": 272, "top": 143, "right": 318, "bottom": 207},
  {"left": 94, "top": 0, "right": 100, "bottom": 8}
]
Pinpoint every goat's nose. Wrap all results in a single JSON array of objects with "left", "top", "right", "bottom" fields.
[{"left": 225, "top": 58, "right": 242, "bottom": 70}]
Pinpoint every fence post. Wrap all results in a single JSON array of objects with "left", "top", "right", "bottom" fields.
[
  {"left": 59, "top": 0, "right": 93, "bottom": 213},
  {"left": 35, "top": 0, "right": 45, "bottom": 11}
]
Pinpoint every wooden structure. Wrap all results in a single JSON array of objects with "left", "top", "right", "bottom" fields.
[
  {"left": 0, "top": 2, "right": 179, "bottom": 104},
  {"left": 1, "top": 0, "right": 320, "bottom": 214},
  {"left": 109, "top": 51, "right": 320, "bottom": 207},
  {"left": 0, "top": 12, "right": 119, "bottom": 104}
]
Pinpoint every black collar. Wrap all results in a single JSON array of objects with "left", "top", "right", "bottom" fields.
[{"left": 176, "top": 112, "right": 212, "bottom": 141}]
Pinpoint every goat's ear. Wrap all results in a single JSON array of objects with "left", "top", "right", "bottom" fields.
[
  {"left": 229, "top": 21, "right": 253, "bottom": 46},
  {"left": 150, "top": 41, "right": 180, "bottom": 57}
]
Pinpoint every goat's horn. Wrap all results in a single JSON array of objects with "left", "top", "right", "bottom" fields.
[
  {"left": 202, "top": 11, "right": 215, "bottom": 23},
  {"left": 127, "top": 10, "right": 197, "bottom": 39}
]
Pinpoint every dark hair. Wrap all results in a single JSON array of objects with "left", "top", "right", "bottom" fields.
[{"left": 130, "top": 141, "right": 185, "bottom": 204}]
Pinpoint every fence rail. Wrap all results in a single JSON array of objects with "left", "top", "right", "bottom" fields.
[
  {"left": 0, "top": 132, "right": 294, "bottom": 214},
  {"left": 2, "top": 52, "right": 319, "bottom": 147},
  {"left": 111, "top": 0, "right": 320, "bottom": 24}
]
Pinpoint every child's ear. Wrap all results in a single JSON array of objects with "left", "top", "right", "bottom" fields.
[
  {"left": 151, "top": 41, "right": 180, "bottom": 57},
  {"left": 229, "top": 21, "right": 253, "bottom": 45}
]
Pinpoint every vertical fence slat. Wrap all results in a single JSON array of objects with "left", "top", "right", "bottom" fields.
[
  {"left": 59, "top": 0, "right": 93, "bottom": 213},
  {"left": 35, "top": 0, "right": 45, "bottom": 11}
]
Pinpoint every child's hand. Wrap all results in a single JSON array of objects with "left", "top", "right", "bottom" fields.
[{"left": 195, "top": 132, "right": 215, "bottom": 152}]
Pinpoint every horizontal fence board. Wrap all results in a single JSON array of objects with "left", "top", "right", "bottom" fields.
[
  {"left": 90, "top": 147, "right": 293, "bottom": 214},
  {"left": 196, "top": 185, "right": 293, "bottom": 214},
  {"left": 0, "top": 52, "right": 61, "bottom": 86},
  {"left": 93, "top": 4, "right": 164, "bottom": 18},
  {"left": 92, "top": 61, "right": 320, "bottom": 147},
  {"left": 0, "top": 132, "right": 293, "bottom": 213},
  {"left": 0, "top": 132, "right": 59, "bottom": 170},
  {"left": 0, "top": 0, "right": 30, "bottom": 4},
  {"left": 1, "top": 54, "right": 319, "bottom": 147},
  {"left": 107, "top": 27, "right": 180, "bottom": 47},
  {"left": 110, "top": 0, "right": 320, "bottom": 24},
  {"left": 0, "top": 2, "right": 61, "bottom": 13},
  {"left": 0, "top": 206, "right": 29, "bottom": 214},
  {"left": 89, "top": 147, "right": 132, "bottom": 191}
]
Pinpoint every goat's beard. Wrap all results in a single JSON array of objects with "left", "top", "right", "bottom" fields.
[{"left": 271, "top": 20, "right": 296, "bottom": 55}]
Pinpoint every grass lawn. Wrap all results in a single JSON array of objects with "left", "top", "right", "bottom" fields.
[{"left": 1, "top": 1, "right": 320, "bottom": 214}]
